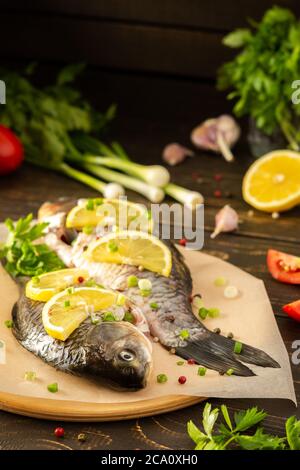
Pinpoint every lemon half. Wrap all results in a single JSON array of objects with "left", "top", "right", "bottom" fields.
[{"left": 243, "top": 150, "right": 300, "bottom": 212}]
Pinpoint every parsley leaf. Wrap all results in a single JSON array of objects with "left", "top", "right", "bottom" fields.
[
  {"left": 233, "top": 407, "right": 267, "bottom": 432},
  {"left": 286, "top": 416, "right": 300, "bottom": 450},
  {"left": 0, "top": 214, "right": 65, "bottom": 277},
  {"left": 236, "top": 428, "right": 286, "bottom": 450}
]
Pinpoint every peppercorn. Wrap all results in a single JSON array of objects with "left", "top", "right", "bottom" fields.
[
  {"left": 178, "top": 375, "right": 187, "bottom": 384},
  {"left": 54, "top": 427, "right": 65, "bottom": 438}
]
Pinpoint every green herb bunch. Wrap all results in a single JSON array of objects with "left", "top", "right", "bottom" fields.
[
  {"left": 218, "top": 6, "right": 300, "bottom": 150},
  {"left": 188, "top": 402, "right": 300, "bottom": 450},
  {"left": 0, "top": 214, "right": 64, "bottom": 277},
  {"left": 0, "top": 63, "right": 116, "bottom": 191}
]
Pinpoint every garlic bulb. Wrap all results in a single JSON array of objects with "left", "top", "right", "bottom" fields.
[{"left": 191, "top": 115, "right": 240, "bottom": 162}]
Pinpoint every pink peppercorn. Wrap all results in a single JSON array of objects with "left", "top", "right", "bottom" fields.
[
  {"left": 178, "top": 375, "right": 187, "bottom": 384},
  {"left": 54, "top": 427, "right": 65, "bottom": 438},
  {"left": 179, "top": 238, "right": 187, "bottom": 247},
  {"left": 187, "top": 358, "right": 196, "bottom": 365},
  {"left": 214, "top": 189, "right": 222, "bottom": 198},
  {"left": 77, "top": 276, "right": 84, "bottom": 283}
]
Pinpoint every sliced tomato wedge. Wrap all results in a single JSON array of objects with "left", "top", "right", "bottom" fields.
[
  {"left": 282, "top": 300, "right": 300, "bottom": 322},
  {"left": 267, "top": 249, "right": 300, "bottom": 284}
]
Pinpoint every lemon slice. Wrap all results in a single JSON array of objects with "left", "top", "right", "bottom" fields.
[
  {"left": 243, "top": 150, "right": 300, "bottom": 212},
  {"left": 42, "top": 287, "right": 119, "bottom": 340},
  {"left": 85, "top": 230, "right": 172, "bottom": 277},
  {"left": 66, "top": 198, "right": 152, "bottom": 232},
  {"left": 25, "top": 268, "right": 89, "bottom": 302}
]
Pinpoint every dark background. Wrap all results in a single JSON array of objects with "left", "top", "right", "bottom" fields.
[{"left": 0, "top": 0, "right": 300, "bottom": 451}]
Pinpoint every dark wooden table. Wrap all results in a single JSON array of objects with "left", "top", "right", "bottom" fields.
[{"left": 0, "top": 70, "right": 299, "bottom": 450}]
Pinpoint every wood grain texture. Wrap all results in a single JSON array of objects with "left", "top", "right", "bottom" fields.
[
  {"left": 0, "top": 13, "right": 231, "bottom": 79},
  {"left": 0, "top": 393, "right": 204, "bottom": 422},
  {"left": 0, "top": 68, "right": 299, "bottom": 449},
  {"left": 2, "top": 0, "right": 300, "bottom": 31}
]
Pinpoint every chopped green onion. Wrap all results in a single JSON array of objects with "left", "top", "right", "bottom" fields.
[
  {"left": 102, "top": 312, "right": 116, "bottom": 322},
  {"left": 84, "top": 279, "right": 103, "bottom": 288},
  {"left": 214, "top": 277, "right": 227, "bottom": 287},
  {"left": 94, "top": 198, "right": 103, "bottom": 206},
  {"left": 117, "top": 293, "right": 126, "bottom": 306},
  {"left": 24, "top": 371, "right": 36, "bottom": 382},
  {"left": 127, "top": 275, "right": 138, "bottom": 287},
  {"left": 91, "top": 315, "right": 100, "bottom": 325},
  {"left": 192, "top": 294, "right": 203, "bottom": 310},
  {"left": 180, "top": 329, "right": 190, "bottom": 340},
  {"left": 226, "top": 368, "right": 234, "bottom": 376},
  {"left": 47, "top": 382, "right": 58, "bottom": 393},
  {"left": 86, "top": 199, "right": 94, "bottom": 211},
  {"left": 67, "top": 287, "right": 74, "bottom": 295},
  {"left": 107, "top": 240, "right": 118, "bottom": 253},
  {"left": 198, "top": 307, "right": 209, "bottom": 320},
  {"left": 140, "top": 290, "right": 151, "bottom": 297},
  {"left": 157, "top": 374, "right": 168, "bottom": 384},
  {"left": 123, "top": 311, "right": 135, "bottom": 323},
  {"left": 198, "top": 367, "right": 207, "bottom": 376},
  {"left": 150, "top": 302, "right": 159, "bottom": 310},
  {"left": 64, "top": 300, "right": 70, "bottom": 308},
  {"left": 83, "top": 225, "right": 94, "bottom": 235},
  {"left": 4, "top": 320, "right": 13, "bottom": 329},
  {"left": 234, "top": 341, "right": 243, "bottom": 354},
  {"left": 176, "top": 361, "right": 185, "bottom": 366},
  {"left": 208, "top": 308, "right": 220, "bottom": 318},
  {"left": 147, "top": 210, "right": 152, "bottom": 220},
  {"left": 138, "top": 279, "right": 152, "bottom": 291},
  {"left": 32, "top": 276, "right": 40, "bottom": 285}
]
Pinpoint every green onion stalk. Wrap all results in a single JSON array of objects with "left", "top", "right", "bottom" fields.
[
  {"left": 80, "top": 163, "right": 165, "bottom": 203},
  {"left": 67, "top": 154, "right": 170, "bottom": 188},
  {"left": 25, "top": 145, "right": 125, "bottom": 199}
]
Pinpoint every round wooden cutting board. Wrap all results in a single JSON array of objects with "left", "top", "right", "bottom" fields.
[{"left": 0, "top": 391, "right": 205, "bottom": 421}]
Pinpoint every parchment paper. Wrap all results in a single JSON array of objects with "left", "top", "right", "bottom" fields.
[{"left": 0, "top": 224, "right": 296, "bottom": 404}]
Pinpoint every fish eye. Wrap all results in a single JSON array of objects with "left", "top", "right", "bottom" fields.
[{"left": 118, "top": 349, "right": 136, "bottom": 362}]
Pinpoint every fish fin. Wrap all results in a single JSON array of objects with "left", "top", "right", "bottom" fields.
[
  {"left": 176, "top": 340, "right": 255, "bottom": 376},
  {"left": 176, "top": 331, "right": 280, "bottom": 376}
]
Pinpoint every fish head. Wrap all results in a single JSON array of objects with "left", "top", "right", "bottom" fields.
[{"left": 86, "top": 322, "right": 153, "bottom": 389}]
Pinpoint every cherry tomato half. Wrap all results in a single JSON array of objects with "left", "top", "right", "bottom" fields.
[
  {"left": 0, "top": 125, "right": 24, "bottom": 175},
  {"left": 267, "top": 249, "right": 300, "bottom": 285},
  {"left": 282, "top": 300, "right": 300, "bottom": 322}
]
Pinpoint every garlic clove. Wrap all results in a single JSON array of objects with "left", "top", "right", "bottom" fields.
[
  {"left": 211, "top": 204, "right": 239, "bottom": 239},
  {"left": 162, "top": 143, "right": 194, "bottom": 166},
  {"left": 191, "top": 115, "right": 240, "bottom": 162}
]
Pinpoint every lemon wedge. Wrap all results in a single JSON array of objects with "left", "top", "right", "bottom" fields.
[
  {"left": 242, "top": 150, "right": 300, "bottom": 212},
  {"left": 66, "top": 198, "right": 152, "bottom": 232},
  {"left": 85, "top": 230, "right": 172, "bottom": 277},
  {"left": 42, "top": 287, "right": 119, "bottom": 340},
  {"left": 25, "top": 268, "right": 89, "bottom": 302}
]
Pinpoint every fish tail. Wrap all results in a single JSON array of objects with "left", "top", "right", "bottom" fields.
[{"left": 176, "top": 331, "right": 280, "bottom": 376}]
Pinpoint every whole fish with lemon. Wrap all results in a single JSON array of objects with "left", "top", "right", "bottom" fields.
[{"left": 8, "top": 197, "right": 280, "bottom": 390}]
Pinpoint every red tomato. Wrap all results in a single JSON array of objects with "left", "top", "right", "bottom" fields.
[
  {"left": 282, "top": 300, "right": 300, "bottom": 322},
  {"left": 0, "top": 125, "right": 24, "bottom": 175},
  {"left": 267, "top": 249, "right": 300, "bottom": 285}
]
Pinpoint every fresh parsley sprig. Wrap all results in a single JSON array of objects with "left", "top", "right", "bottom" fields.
[
  {"left": 218, "top": 6, "right": 300, "bottom": 150},
  {"left": 188, "top": 402, "right": 297, "bottom": 450},
  {"left": 0, "top": 214, "right": 65, "bottom": 277}
]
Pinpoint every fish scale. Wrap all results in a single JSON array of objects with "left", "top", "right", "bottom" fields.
[
  {"left": 43, "top": 208, "right": 280, "bottom": 377},
  {"left": 12, "top": 279, "right": 153, "bottom": 389}
]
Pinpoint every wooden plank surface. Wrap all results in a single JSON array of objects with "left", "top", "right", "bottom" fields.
[
  {"left": 0, "top": 69, "right": 299, "bottom": 449},
  {"left": 0, "top": 13, "right": 230, "bottom": 79},
  {"left": 2, "top": 0, "right": 300, "bottom": 31}
]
